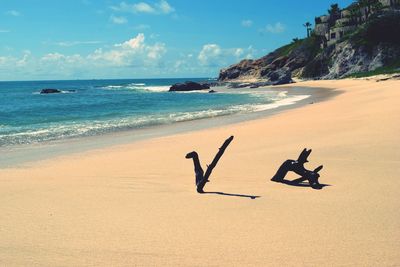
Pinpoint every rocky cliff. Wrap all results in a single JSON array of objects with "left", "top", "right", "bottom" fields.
[{"left": 219, "top": 10, "right": 400, "bottom": 82}]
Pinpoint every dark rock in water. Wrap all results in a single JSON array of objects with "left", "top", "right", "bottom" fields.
[
  {"left": 40, "top": 88, "right": 62, "bottom": 94},
  {"left": 208, "top": 90, "right": 217, "bottom": 93},
  {"left": 169, "top": 81, "right": 210, "bottom": 92}
]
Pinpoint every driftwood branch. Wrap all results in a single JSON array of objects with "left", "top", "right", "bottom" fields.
[
  {"left": 203, "top": 136, "right": 234, "bottom": 182},
  {"left": 271, "top": 148, "right": 323, "bottom": 189},
  {"left": 186, "top": 136, "right": 234, "bottom": 193}
]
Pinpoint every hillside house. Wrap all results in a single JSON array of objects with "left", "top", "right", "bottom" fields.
[{"left": 314, "top": 0, "right": 400, "bottom": 48}]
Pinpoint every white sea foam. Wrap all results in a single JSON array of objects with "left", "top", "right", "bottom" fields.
[
  {"left": 102, "top": 84, "right": 137, "bottom": 90},
  {"left": 277, "top": 91, "right": 288, "bottom": 97},
  {"left": 251, "top": 95, "right": 310, "bottom": 112},
  {"left": 2, "top": 88, "right": 311, "bottom": 147},
  {"left": 140, "top": 86, "right": 170, "bottom": 92},
  {"left": 104, "top": 85, "right": 123, "bottom": 89},
  {"left": 101, "top": 83, "right": 169, "bottom": 92},
  {"left": 60, "top": 90, "right": 76, "bottom": 94}
]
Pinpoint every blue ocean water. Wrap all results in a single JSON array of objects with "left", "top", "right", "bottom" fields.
[{"left": 0, "top": 78, "right": 288, "bottom": 147}]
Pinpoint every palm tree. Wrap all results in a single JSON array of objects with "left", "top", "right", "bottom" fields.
[
  {"left": 303, "top": 22, "right": 312, "bottom": 38},
  {"left": 348, "top": 3, "right": 362, "bottom": 25},
  {"left": 328, "top": 3, "right": 341, "bottom": 26}
]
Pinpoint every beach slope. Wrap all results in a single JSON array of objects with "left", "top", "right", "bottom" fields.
[{"left": 1, "top": 79, "right": 399, "bottom": 266}]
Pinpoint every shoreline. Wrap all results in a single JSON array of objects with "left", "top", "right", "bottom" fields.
[
  {"left": 0, "top": 85, "right": 337, "bottom": 168},
  {"left": 1, "top": 79, "right": 399, "bottom": 266}
]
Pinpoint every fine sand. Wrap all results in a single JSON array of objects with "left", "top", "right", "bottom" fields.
[{"left": 0, "top": 79, "right": 399, "bottom": 266}]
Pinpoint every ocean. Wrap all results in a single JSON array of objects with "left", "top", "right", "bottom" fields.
[{"left": 0, "top": 78, "right": 308, "bottom": 148}]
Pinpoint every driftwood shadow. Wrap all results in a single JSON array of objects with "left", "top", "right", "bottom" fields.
[
  {"left": 276, "top": 177, "right": 331, "bottom": 190},
  {"left": 203, "top": 191, "right": 260, "bottom": 199}
]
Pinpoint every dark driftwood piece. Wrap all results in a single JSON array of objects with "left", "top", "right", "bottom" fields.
[
  {"left": 186, "top": 136, "right": 234, "bottom": 193},
  {"left": 271, "top": 148, "right": 324, "bottom": 189}
]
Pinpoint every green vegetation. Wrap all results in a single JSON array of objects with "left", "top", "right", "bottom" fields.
[
  {"left": 349, "top": 11, "right": 400, "bottom": 49},
  {"left": 275, "top": 39, "right": 305, "bottom": 57},
  {"left": 301, "top": 35, "right": 323, "bottom": 56},
  {"left": 275, "top": 34, "right": 322, "bottom": 59}
]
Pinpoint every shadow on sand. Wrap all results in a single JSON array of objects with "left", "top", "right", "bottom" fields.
[
  {"left": 203, "top": 191, "right": 260, "bottom": 199},
  {"left": 274, "top": 177, "right": 331, "bottom": 190}
]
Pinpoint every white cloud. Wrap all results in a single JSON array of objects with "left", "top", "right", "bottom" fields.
[
  {"left": 0, "top": 34, "right": 259, "bottom": 80},
  {"left": 41, "top": 52, "right": 67, "bottom": 61},
  {"left": 6, "top": 10, "right": 21, "bottom": 17},
  {"left": 156, "top": 0, "right": 175, "bottom": 14},
  {"left": 110, "top": 14, "right": 128, "bottom": 24},
  {"left": 88, "top": 33, "right": 166, "bottom": 66},
  {"left": 0, "top": 51, "right": 32, "bottom": 72},
  {"left": 241, "top": 20, "right": 253, "bottom": 27},
  {"left": 198, "top": 44, "right": 255, "bottom": 67},
  {"left": 55, "top": 40, "right": 103, "bottom": 47},
  {"left": 149, "top": 33, "right": 159, "bottom": 39},
  {"left": 174, "top": 59, "right": 185, "bottom": 69},
  {"left": 133, "top": 24, "right": 150, "bottom": 30},
  {"left": 198, "top": 44, "right": 222, "bottom": 66},
  {"left": 115, "top": 33, "right": 146, "bottom": 49},
  {"left": 260, "top": 22, "right": 285, "bottom": 34},
  {"left": 132, "top": 2, "right": 156, "bottom": 13},
  {"left": 16, "top": 50, "right": 31, "bottom": 66},
  {"left": 41, "top": 53, "right": 84, "bottom": 65},
  {"left": 0, "top": 29, "right": 10, "bottom": 33},
  {"left": 244, "top": 45, "right": 256, "bottom": 59},
  {"left": 147, "top": 43, "right": 166, "bottom": 60},
  {"left": 234, "top": 48, "right": 244, "bottom": 57},
  {"left": 0, "top": 33, "right": 167, "bottom": 80},
  {"left": 0, "top": 56, "right": 13, "bottom": 65},
  {"left": 111, "top": 0, "right": 175, "bottom": 15}
]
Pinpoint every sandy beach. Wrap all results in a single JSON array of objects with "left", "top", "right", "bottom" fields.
[{"left": 1, "top": 79, "right": 399, "bottom": 266}]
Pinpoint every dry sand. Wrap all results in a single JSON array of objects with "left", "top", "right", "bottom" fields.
[{"left": 1, "top": 79, "right": 399, "bottom": 266}]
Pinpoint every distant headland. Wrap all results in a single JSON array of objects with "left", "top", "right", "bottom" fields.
[{"left": 219, "top": 0, "right": 400, "bottom": 84}]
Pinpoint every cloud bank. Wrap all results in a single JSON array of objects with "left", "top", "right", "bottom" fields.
[
  {"left": 0, "top": 34, "right": 258, "bottom": 80},
  {"left": 111, "top": 0, "right": 175, "bottom": 15}
]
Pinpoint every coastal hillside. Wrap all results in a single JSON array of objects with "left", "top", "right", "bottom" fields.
[{"left": 219, "top": 0, "right": 400, "bottom": 82}]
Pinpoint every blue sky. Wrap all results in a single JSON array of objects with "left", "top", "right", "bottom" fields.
[{"left": 0, "top": 0, "right": 354, "bottom": 81}]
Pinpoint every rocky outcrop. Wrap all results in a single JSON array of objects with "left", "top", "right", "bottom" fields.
[
  {"left": 40, "top": 88, "right": 62, "bottom": 94},
  {"left": 322, "top": 42, "right": 383, "bottom": 79},
  {"left": 169, "top": 81, "right": 210, "bottom": 92},
  {"left": 219, "top": 36, "right": 321, "bottom": 84},
  {"left": 266, "top": 68, "right": 293, "bottom": 85}
]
